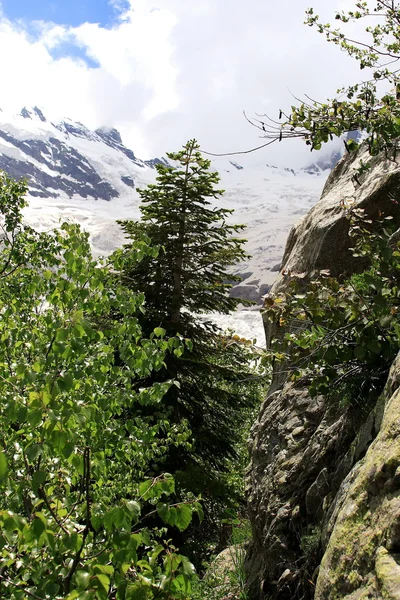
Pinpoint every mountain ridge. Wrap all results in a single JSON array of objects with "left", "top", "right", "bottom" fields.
[{"left": 0, "top": 106, "right": 331, "bottom": 298}]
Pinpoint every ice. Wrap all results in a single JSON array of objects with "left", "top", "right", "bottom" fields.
[{"left": 0, "top": 107, "right": 329, "bottom": 343}]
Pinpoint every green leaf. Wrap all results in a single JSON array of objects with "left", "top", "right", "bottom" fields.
[
  {"left": 76, "top": 571, "right": 91, "bottom": 591},
  {"left": 93, "top": 574, "right": 110, "bottom": 592},
  {"left": 138, "top": 480, "right": 153, "bottom": 500},
  {"left": 32, "top": 515, "right": 46, "bottom": 538},
  {"left": 56, "top": 328, "right": 68, "bottom": 342},
  {"left": 25, "top": 444, "right": 42, "bottom": 462},
  {"left": 58, "top": 373, "right": 74, "bottom": 392},
  {"left": 0, "top": 452, "right": 8, "bottom": 482},
  {"left": 153, "top": 327, "right": 166, "bottom": 337},
  {"left": 346, "top": 138, "right": 359, "bottom": 152},
  {"left": 62, "top": 441, "right": 75, "bottom": 460},
  {"left": 193, "top": 501, "right": 204, "bottom": 522},
  {"left": 157, "top": 503, "right": 177, "bottom": 527},
  {"left": 28, "top": 409, "right": 43, "bottom": 428},
  {"left": 180, "top": 555, "right": 196, "bottom": 576},
  {"left": 32, "top": 361, "right": 42, "bottom": 373},
  {"left": 125, "top": 500, "right": 141, "bottom": 522},
  {"left": 160, "top": 474, "right": 175, "bottom": 495},
  {"left": 354, "top": 346, "right": 367, "bottom": 360},
  {"left": 125, "top": 583, "right": 150, "bottom": 600},
  {"left": 32, "top": 471, "right": 46, "bottom": 494},
  {"left": 175, "top": 504, "right": 193, "bottom": 531},
  {"left": 367, "top": 339, "right": 382, "bottom": 354}
]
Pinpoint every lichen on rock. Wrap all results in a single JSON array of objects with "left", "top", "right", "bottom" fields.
[{"left": 315, "top": 356, "right": 400, "bottom": 599}]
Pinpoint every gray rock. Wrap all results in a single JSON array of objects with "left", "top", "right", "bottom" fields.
[
  {"left": 0, "top": 130, "right": 118, "bottom": 200},
  {"left": 305, "top": 468, "right": 330, "bottom": 517},
  {"left": 259, "top": 284, "right": 271, "bottom": 297},
  {"left": 121, "top": 175, "right": 135, "bottom": 188},
  {"left": 315, "top": 354, "right": 400, "bottom": 599},
  {"left": 270, "top": 263, "right": 281, "bottom": 272},
  {"left": 229, "top": 284, "right": 259, "bottom": 303},
  {"left": 246, "top": 146, "right": 400, "bottom": 599}
]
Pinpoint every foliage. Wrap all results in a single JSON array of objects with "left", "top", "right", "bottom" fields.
[
  {"left": 113, "top": 139, "right": 266, "bottom": 564},
  {"left": 254, "top": 1, "right": 400, "bottom": 157},
  {"left": 118, "top": 139, "right": 249, "bottom": 325},
  {"left": 299, "top": 526, "right": 321, "bottom": 562},
  {"left": 0, "top": 174, "right": 204, "bottom": 599},
  {"left": 115, "top": 140, "right": 265, "bottom": 503},
  {"left": 263, "top": 208, "right": 400, "bottom": 406},
  {"left": 189, "top": 518, "right": 251, "bottom": 600}
]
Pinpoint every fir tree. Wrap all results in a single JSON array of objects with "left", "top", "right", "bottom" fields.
[
  {"left": 119, "top": 139, "right": 248, "bottom": 331},
  {"left": 116, "top": 140, "right": 264, "bottom": 555}
]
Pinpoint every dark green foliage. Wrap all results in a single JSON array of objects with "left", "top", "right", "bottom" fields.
[
  {"left": 115, "top": 140, "right": 261, "bottom": 468},
  {"left": 118, "top": 139, "right": 249, "bottom": 325},
  {"left": 114, "top": 140, "right": 265, "bottom": 557}
]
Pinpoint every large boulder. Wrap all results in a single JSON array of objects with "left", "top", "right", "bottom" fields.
[
  {"left": 246, "top": 146, "right": 400, "bottom": 599},
  {"left": 274, "top": 146, "right": 400, "bottom": 286}
]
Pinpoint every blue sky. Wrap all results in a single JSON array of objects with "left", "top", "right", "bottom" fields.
[
  {"left": 0, "top": 0, "right": 131, "bottom": 68},
  {"left": 1, "top": 0, "right": 129, "bottom": 28}
]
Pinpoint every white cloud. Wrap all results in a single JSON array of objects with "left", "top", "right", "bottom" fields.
[{"left": 0, "top": 0, "right": 368, "bottom": 165}]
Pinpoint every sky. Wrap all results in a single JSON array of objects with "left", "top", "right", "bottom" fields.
[{"left": 0, "top": 0, "right": 365, "bottom": 166}]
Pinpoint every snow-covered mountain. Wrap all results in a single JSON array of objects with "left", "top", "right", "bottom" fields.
[{"left": 0, "top": 107, "right": 330, "bottom": 303}]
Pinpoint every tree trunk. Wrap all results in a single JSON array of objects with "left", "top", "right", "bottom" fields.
[{"left": 169, "top": 141, "right": 196, "bottom": 326}]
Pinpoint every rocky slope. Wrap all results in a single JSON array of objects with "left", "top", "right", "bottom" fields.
[
  {"left": 0, "top": 107, "right": 328, "bottom": 298},
  {"left": 246, "top": 146, "right": 400, "bottom": 599}
]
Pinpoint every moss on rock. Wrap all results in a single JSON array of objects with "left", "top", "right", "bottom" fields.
[{"left": 315, "top": 356, "right": 400, "bottom": 599}]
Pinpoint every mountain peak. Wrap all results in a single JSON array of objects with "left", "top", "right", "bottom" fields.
[
  {"left": 20, "top": 107, "right": 32, "bottom": 119},
  {"left": 95, "top": 127, "right": 123, "bottom": 145},
  {"left": 20, "top": 106, "right": 47, "bottom": 122},
  {"left": 33, "top": 107, "right": 46, "bottom": 122}
]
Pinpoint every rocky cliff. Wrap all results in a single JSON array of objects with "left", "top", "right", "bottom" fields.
[{"left": 246, "top": 146, "right": 400, "bottom": 599}]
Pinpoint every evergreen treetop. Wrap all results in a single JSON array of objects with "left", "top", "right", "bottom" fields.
[{"left": 119, "top": 139, "right": 249, "bottom": 328}]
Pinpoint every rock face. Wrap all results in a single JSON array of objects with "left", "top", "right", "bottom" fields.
[
  {"left": 0, "top": 107, "right": 163, "bottom": 202},
  {"left": 274, "top": 145, "right": 400, "bottom": 288},
  {"left": 0, "top": 129, "right": 118, "bottom": 200},
  {"left": 315, "top": 354, "right": 400, "bottom": 599},
  {"left": 246, "top": 146, "right": 400, "bottom": 599}
]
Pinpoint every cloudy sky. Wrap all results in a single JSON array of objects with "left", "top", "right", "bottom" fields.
[{"left": 0, "top": 0, "right": 363, "bottom": 166}]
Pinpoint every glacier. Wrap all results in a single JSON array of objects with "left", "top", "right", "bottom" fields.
[{"left": 0, "top": 106, "right": 330, "bottom": 339}]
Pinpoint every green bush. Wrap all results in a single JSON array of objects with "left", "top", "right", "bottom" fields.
[
  {"left": 0, "top": 175, "right": 202, "bottom": 599},
  {"left": 264, "top": 208, "right": 400, "bottom": 407}
]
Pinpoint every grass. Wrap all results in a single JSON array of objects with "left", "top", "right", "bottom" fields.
[{"left": 189, "top": 518, "right": 251, "bottom": 600}]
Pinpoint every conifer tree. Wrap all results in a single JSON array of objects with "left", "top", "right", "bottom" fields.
[
  {"left": 116, "top": 141, "right": 262, "bottom": 526},
  {"left": 119, "top": 139, "right": 248, "bottom": 331}
]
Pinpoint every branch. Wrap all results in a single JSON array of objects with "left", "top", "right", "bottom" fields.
[
  {"left": 64, "top": 447, "right": 91, "bottom": 595},
  {"left": 0, "top": 575, "right": 44, "bottom": 600},
  {"left": 201, "top": 137, "right": 279, "bottom": 157},
  {"left": 38, "top": 486, "right": 70, "bottom": 535}
]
